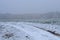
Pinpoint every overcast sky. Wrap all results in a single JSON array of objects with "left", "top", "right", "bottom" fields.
[{"left": 0, "top": 0, "right": 60, "bottom": 14}]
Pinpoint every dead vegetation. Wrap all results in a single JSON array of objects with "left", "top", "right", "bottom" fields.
[{"left": 2, "top": 33, "right": 14, "bottom": 39}]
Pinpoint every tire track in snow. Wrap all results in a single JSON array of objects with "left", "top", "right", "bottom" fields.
[
  {"left": 1, "top": 22, "right": 60, "bottom": 40},
  {"left": 24, "top": 23, "right": 60, "bottom": 37},
  {"left": 18, "top": 23, "right": 60, "bottom": 40}
]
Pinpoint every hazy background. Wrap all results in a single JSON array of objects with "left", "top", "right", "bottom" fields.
[{"left": 0, "top": 0, "right": 60, "bottom": 14}]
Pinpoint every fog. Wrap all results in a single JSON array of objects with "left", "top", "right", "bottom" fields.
[{"left": 0, "top": 0, "right": 60, "bottom": 14}]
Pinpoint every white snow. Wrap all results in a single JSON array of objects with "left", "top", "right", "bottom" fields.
[
  {"left": 23, "top": 22, "right": 60, "bottom": 34},
  {"left": 0, "top": 22, "right": 60, "bottom": 40}
]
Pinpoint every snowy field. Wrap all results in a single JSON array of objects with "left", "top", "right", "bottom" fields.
[{"left": 0, "top": 22, "right": 60, "bottom": 40}]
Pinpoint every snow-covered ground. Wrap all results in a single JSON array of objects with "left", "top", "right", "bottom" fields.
[
  {"left": 0, "top": 22, "right": 60, "bottom": 40},
  {"left": 23, "top": 22, "right": 60, "bottom": 35}
]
